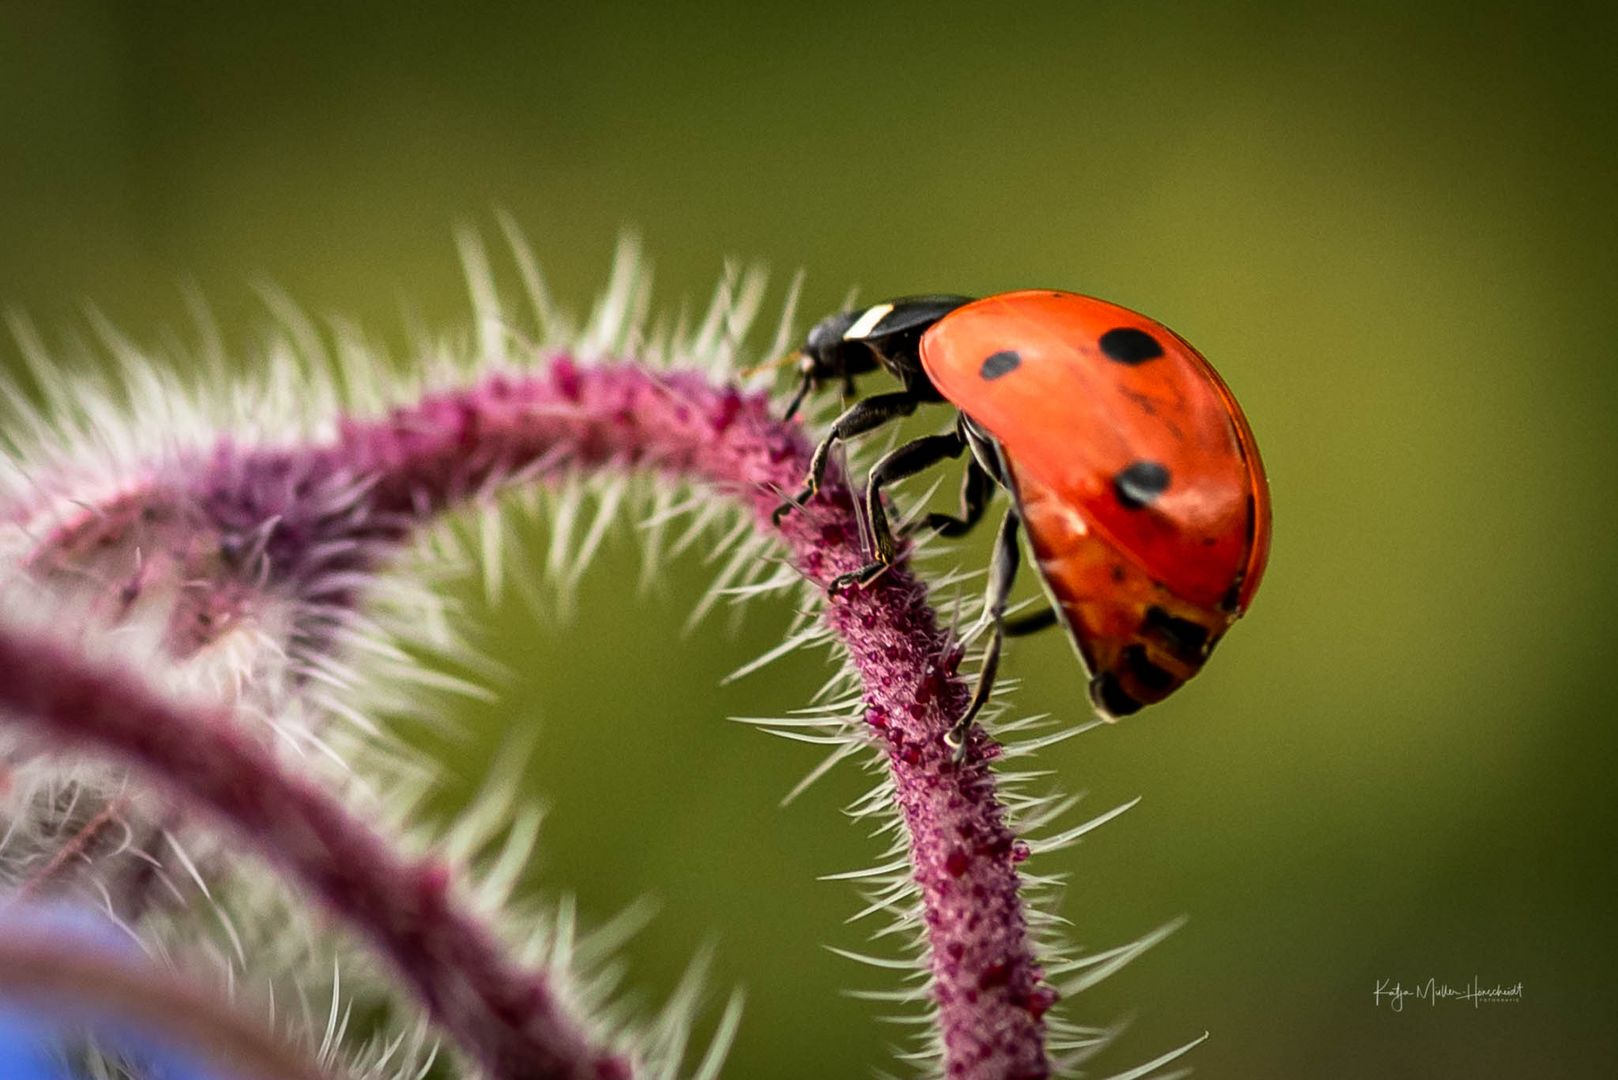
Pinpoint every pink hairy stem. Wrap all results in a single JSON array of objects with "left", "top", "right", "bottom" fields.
[
  {"left": 327, "top": 359, "right": 1056, "bottom": 1078},
  {"left": 0, "top": 622, "right": 633, "bottom": 1080},
  {"left": 5, "top": 358, "right": 1054, "bottom": 1078}
]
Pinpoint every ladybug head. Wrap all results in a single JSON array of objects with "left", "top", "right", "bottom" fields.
[
  {"left": 780, "top": 296, "right": 975, "bottom": 420},
  {"left": 773, "top": 309, "right": 884, "bottom": 420}
]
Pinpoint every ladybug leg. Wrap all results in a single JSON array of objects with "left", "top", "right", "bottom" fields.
[
  {"left": 1004, "top": 607, "right": 1059, "bottom": 637},
  {"left": 780, "top": 369, "right": 816, "bottom": 421},
  {"left": 772, "top": 391, "right": 920, "bottom": 525},
  {"left": 826, "top": 432, "right": 966, "bottom": 595},
  {"left": 948, "top": 508, "right": 1021, "bottom": 759},
  {"left": 908, "top": 459, "right": 993, "bottom": 538},
  {"left": 861, "top": 432, "right": 967, "bottom": 562},
  {"left": 825, "top": 559, "right": 886, "bottom": 595}
]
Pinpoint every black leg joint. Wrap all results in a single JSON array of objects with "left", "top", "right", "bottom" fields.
[{"left": 773, "top": 391, "right": 921, "bottom": 525}]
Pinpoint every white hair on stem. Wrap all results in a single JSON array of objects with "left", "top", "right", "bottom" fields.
[{"left": 0, "top": 223, "right": 1194, "bottom": 1080}]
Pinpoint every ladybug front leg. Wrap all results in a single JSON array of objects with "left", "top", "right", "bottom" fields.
[
  {"left": 779, "top": 368, "right": 816, "bottom": 422},
  {"left": 772, "top": 391, "right": 921, "bottom": 524},
  {"left": 826, "top": 431, "right": 967, "bottom": 595},
  {"left": 947, "top": 508, "right": 1021, "bottom": 759}
]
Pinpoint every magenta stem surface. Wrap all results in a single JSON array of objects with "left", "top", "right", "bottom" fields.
[
  {"left": 3, "top": 359, "right": 1053, "bottom": 1079},
  {"left": 330, "top": 360, "right": 1054, "bottom": 1078}
]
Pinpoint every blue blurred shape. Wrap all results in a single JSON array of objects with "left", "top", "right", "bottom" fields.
[
  {"left": 0, "top": 899, "right": 238, "bottom": 1080},
  {"left": 0, "top": 1006, "right": 63, "bottom": 1080}
]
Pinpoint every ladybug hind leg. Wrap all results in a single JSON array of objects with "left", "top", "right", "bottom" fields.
[
  {"left": 947, "top": 508, "right": 1021, "bottom": 760},
  {"left": 1003, "top": 606, "right": 1059, "bottom": 637}
]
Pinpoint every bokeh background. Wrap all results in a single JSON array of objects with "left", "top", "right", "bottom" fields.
[{"left": 4, "top": 3, "right": 1616, "bottom": 1077}]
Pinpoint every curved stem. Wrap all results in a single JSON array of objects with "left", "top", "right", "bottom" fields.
[
  {"left": 322, "top": 360, "right": 1054, "bottom": 1078},
  {"left": 7, "top": 358, "right": 1054, "bottom": 1079},
  {"left": 0, "top": 622, "right": 631, "bottom": 1080}
]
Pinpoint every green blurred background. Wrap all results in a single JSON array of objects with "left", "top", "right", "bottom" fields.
[{"left": 4, "top": 3, "right": 1616, "bottom": 1077}]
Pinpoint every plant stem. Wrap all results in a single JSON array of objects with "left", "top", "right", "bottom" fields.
[
  {"left": 0, "top": 622, "right": 631, "bottom": 1080},
  {"left": 5, "top": 357, "right": 1054, "bottom": 1079},
  {"left": 324, "top": 359, "right": 1054, "bottom": 1078}
]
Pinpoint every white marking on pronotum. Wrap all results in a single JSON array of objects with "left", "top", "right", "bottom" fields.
[{"left": 843, "top": 302, "right": 895, "bottom": 341}]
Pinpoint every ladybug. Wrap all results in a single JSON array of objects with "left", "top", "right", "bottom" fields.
[{"left": 771, "top": 290, "right": 1270, "bottom": 749}]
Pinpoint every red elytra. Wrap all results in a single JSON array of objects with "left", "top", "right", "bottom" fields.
[{"left": 921, "top": 291, "right": 1270, "bottom": 715}]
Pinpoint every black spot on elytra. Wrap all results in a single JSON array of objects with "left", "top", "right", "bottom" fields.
[
  {"left": 1092, "top": 673, "right": 1144, "bottom": 717},
  {"left": 1123, "top": 645, "right": 1177, "bottom": 692},
  {"left": 1143, "top": 605, "right": 1211, "bottom": 659},
  {"left": 980, "top": 349, "right": 1021, "bottom": 380},
  {"left": 1114, "top": 461, "right": 1171, "bottom": 509},
  {"left": 1099, "top": 327, "right": 1163, "bottom": 365}
]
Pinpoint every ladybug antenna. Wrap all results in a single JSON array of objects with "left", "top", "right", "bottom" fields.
[{"left": 741, "top": 349, "right": 804, "bottom": 380}]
